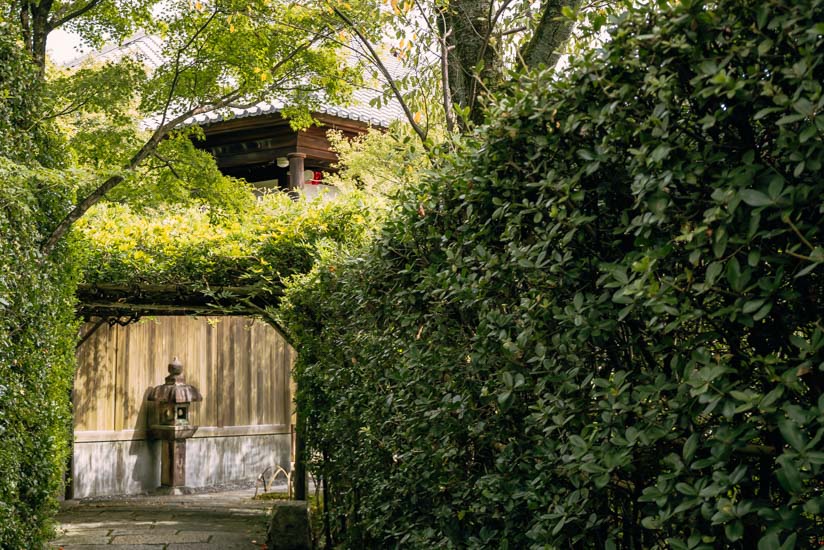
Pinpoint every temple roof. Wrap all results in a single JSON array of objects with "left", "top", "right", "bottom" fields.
[{"left": 65, "top": 33, "right": 406, "bottom": 129}]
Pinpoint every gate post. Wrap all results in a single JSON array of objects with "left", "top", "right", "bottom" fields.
[{"left": 294, "top": 414, "right": 307, "bottom": 500}]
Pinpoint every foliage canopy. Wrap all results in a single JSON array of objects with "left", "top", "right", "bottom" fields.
[{"left": 78, "top": 193, "right": 379, "bottom": 289}]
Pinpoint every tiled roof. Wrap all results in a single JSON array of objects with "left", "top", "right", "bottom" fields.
[
  {"left": 65, "top": 33, "right": 406, "bottom": 129},
  {"left": 186, "top": 87, "right": 405, "bottom": 129},
  {"left": 64, "top": 32, "right": 165, "bottom": 71}
]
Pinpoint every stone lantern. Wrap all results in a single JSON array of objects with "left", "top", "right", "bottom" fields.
[{"left": 148, "top": 357, "right": 203, "bottom": 494}]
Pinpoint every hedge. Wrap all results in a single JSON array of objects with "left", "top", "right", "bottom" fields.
[
  {"left": 77, "top": 193, "right": 378, "bottom": 288},
  {"left": 0, "top": 26, "right": 80, "bottom": 548},
  {"left": 280, "top": 0, "right": 824, "bottom": 547}
]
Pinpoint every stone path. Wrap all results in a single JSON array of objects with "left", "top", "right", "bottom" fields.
[{"left": 51, "top": 489, "right": 273, "bottom": 549}]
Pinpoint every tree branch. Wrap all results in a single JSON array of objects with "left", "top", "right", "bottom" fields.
[
  {"left": 159, "top": 9, "right": 220, "bottom": 128},
  {"left": 332, "top": 6, "right": 430, "bottom": 149},
  {"left": 152, "top": 151, "right": 183, "bottom": 180},
  {"left": 40, "top": 88, "right": 244, "bottom": 257},
  {"left": 439, "top": 27, "right": 456, "bottom": 133},
  {"left": 48, "top": 0, "right": 104, "bottom": 31}
]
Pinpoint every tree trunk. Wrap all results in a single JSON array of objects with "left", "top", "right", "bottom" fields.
[
  {"left": 520, "top": 0, "right": 581, "bottom": 70},
  {"left": 19, "top": 0, "right": 54, "bottom": 73},
  {"left": 440, "top": 0, "right": 498, "bottom": 129}
]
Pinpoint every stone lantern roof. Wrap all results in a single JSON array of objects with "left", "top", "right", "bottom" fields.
[{"left": 147, "top": 358, "right": 203, "bottom": 404}]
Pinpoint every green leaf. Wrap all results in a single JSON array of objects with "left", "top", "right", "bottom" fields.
[
  {"left": 675, "top": 482, "right": 697, "bottom": 496},
  {"left": 793, "top": 98, "right": 814, "bottom": 117},
  {"left": 743, "top": 299, "right": 765, "bottom": 314},
  {"left": 748, "top": 250, "right": 760, "bottom": 267},
  {"left": 650, "top": 144, "right": 672, "bottom": 163},
  {"left": 706, "top": 262, "right": 723, "bottom": 285},
  {"left": 502, "top": 371, "right": 514, "bottom": 388},
  {"left": 753, "top": 302, "right": 773, "bottom": 321},
  {"left": 568, "top": 434, "right": 587, "bottom": 449},
  {"left": 725, "top": 520, "right": 743, "bottom": 542},
  {"left": 776, "top": 465, "right": 802, "bottom": 494},
  {"left": 759, "top": 386, "right": 784, "bottom": 410},
  {"left": 497, "top": 390, "right": 512, "bottom": 405},
  {"left": 754, "top": 106, "right": 781, "bottom": 120},
  {"left": 740, "top": 189, "right": 773, "bottom": 207},
  {"left": 780, "top": 533, "right": 797, "bottom": 550},
  {"left": 758, "top": 533, "right": 780, "bottom": 550},
  {"left": 682, "top": 433, "right": 699, "bottom": 461},
  {"left": 776, "top": 114, "right": 804, "bottom": 125},
  {"left": 778, "top": 417, "right": 806, "bottom": 451},
  {"left": 726, "top": 257, "right": 742, "bottom": 290},
  {"left": 794, "top": 262, "right": 819, "bottom": 279},
  {"left": 641, "top": 516, "right": 660, "bottom": 530}
]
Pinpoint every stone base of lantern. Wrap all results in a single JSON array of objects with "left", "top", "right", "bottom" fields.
[
  {"left": 151, "top": 485, "right": 197, "bottom": 496},
  {"left": 148, "top": 424, "right": 199, "bottom": 493}
]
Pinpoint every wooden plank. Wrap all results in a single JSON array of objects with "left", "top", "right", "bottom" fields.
[
  {"left": 256, "top": 320, "right": 270, "bottom": 425},
  {"left": 182, "top": 317, "right": 203, "bottom": 426},
  {"left": 236, "top": 318, "right": 252, "bottom": 425},
  {"left": 200, "top": 318, "right": 217, "bottom": 427},
  {"left": 114, "top": 321, "right": 126, "bottom": 432},
  {"left": 247, "top": 319, "right": 257, "bottom": 426},
  {"left": 277, "top": 330, "right": 287, "bottom": 425},
  {"left": 121, "top": 318, "right": 155, "bottom": 432},
  {"left": 74, "top": 322, "right": 116, "bottom": 432},
  {"left": 221, "top": 319, "right": 236, "bottom": 426},
  {"left": 287, "top": 341, "right": 296, "bottom": 427}
]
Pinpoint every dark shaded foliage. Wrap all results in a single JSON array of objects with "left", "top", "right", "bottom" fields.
[{"left": 281, "top": 0, "right": 824, "bottom": 547}]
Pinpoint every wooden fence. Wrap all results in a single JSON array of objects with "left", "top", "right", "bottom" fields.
[{"left": 75, "top": 316, "right": 294, "bottom": 439}]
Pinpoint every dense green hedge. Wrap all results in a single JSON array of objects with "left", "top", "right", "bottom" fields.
[
  {"left": 78, "top": 193, "right": 378, "bottom": 288},
  {"left": 0, "top": 26, "right": 80, "bottom": 549},
  {"left": 280, "top": 0, "right": 824, "bottom": 547},
  {"left": 0, "top": 163, "right": 79, "bottom": 549}
]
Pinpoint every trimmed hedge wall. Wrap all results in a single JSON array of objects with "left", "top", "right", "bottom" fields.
[
  {"left": 281, "top": 0, "right": 824, "bottom": 547},
  {"left": 0, "top": 26, "right": 79, "bottom": 548},
  {"left": 78, "top": 195, "right": 378, "bottom": 288}
]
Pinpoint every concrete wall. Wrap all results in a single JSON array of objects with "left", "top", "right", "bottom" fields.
[{"left": 72, "top": 429, "right": 291, "bottom": 498}]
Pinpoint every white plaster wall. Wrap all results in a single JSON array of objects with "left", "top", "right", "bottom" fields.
[
  {"left": 72, "top": 439, "right": 160, "bottom": 498},
  {"left": 72, "top": 433, "right": 291, "bottom": 498},
  {"left": 186, "top": 433, "right": 291, "bottom": 488}
]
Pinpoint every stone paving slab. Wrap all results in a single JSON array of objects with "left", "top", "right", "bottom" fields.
[
  {"left": 54, "top": 546, "right": 163, "bottom": 550},
  {"left": 51, "top": 489, "right": 272, "bottom": 549}
]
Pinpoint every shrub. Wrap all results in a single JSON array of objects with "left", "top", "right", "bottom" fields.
[
  {"left": 280, "top": 0, "right": 824, "bottom": 547},
  {"left": 0, "top": 24, "right": 80, "bottom": 548},
  {"left": 0, "top": 161, "right": 80, "bottom": 548},
  {"left": 77, "top": 192, "right": 379, "bottom": 288}
]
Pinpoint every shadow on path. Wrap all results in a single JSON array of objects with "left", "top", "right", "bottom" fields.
[{"left": 51, "top": 488, "right": 271, "bottom": 549}]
